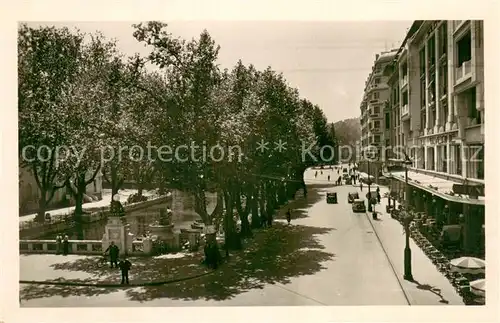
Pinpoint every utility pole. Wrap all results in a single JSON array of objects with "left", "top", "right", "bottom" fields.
[{"left": 403, "top": 153, "right": 413, "bottom": 281}]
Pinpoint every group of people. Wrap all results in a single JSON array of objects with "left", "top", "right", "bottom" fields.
[
  {"left": 103, "top": 241, "right": 132, "bottom": 285},
  {"left": 55, "top": 234, "right": 70, "bottom": 255}
]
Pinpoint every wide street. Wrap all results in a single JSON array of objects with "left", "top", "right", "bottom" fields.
[{"left": 20, "top": 167, "right": 462, "bottom": 306}]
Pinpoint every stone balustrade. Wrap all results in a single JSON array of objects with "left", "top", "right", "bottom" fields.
[{"left": 20, "top": 238, "right": 152, "bottom": 256}]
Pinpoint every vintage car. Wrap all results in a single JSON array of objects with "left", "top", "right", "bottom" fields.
[
  {"left": 351, "top": 199, "right": 366, "bottom": 213},
  {"left": 347, "top": 191, "right": 359, "bottom": 203},
  {"left": 326, "top": 192, "right": 338, "bottom": 204},
  {"left": 342, "top": 173, "right": 350, "bottom": 180}
]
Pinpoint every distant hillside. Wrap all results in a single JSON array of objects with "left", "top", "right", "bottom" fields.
[{"left": 332, "top": 117, "right": 361, "bottom": 147}]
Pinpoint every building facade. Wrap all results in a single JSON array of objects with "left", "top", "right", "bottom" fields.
[
  {"left": 359, "top": 49, "right": 398, "bottom": 178},
  {"left": 383, "top": 20, "right": 485, "bottom": 255}
]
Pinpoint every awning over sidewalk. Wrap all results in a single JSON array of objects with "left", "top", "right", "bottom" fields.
[{"left": 387, "top": 170, "right": 485, "bottom": 206}]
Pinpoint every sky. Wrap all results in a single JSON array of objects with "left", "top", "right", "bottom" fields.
[{"left": 25, "top": 21, "right": 411, "bottom": 123}]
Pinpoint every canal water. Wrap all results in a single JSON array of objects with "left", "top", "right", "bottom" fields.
[{"left": 40, "top": 190, "right": 218, "bottom": 240}]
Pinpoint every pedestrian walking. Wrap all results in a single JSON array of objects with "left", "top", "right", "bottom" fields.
[
  {"left": 118, "top": 257, "right": 132, "bottom": 285},
  {"left": 314, "top": 171, "right": 318, "bottom": 178},
  {"left": 62, "top": 235, "right": 69, "bottom": 255},
  {"left": 327, "top": 175, "right": 330, "bottom": 181},
  {"left": 320, "top": 170, "right": 323, "bottom": 175},
  {"left": 104, "top": 241, "right": 120, "bottom": 268},
  {"left": 376, "top": 186, "right": 381, "bottom": 204},
  {"left": 55, "top": 235, "right": 62, "bottom": 255},
  {"left": 360, "top": 182, "right": 363, "bottom": 191},
  {"left": 286, "top": 208, "right": 292, "bottom": 225}
]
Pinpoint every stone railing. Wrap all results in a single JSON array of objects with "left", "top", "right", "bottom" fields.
[
  {"left": 20, "top": 239, "right": 152, "bottom": 256},
  {"left": 455, "top": 60, "right": 472, "bottom": 83},
  {"left": 19, "top": 239, "right": 104, "bottom": 255},
  {"left": 19, "top": 194, "right": 172, "bottom": 237},
  {"left": 401, "top": 104, "right": 409, "bottom": 117}
]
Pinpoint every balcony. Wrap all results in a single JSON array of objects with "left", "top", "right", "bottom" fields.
[
  {"left": 455, "top": 60, "right": 472, "bottom": 84},
  {"left": 400, "top": 75, "right": 408, "bottom": 88},
  {"left": 401, "top": 104, "right": 409, "bottom": 117},
  {"left": 370, "top": 127, "right": 381, "bottom": 134}
]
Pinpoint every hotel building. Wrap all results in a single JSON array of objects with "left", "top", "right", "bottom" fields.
[
  {"left": 383, "top": 20, "right": 485, "bottom": 255},
  {"left": 358, "top": 49, "right": 398, "bottom": 178}
]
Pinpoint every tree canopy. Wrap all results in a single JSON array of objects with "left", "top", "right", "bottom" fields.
[{"left": 18, "top": 21, "right": 338, "bottom": 244}]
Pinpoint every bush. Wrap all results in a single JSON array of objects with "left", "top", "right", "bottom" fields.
[{"left": 127, "top": 193, "right": 148, "bottom": 204}]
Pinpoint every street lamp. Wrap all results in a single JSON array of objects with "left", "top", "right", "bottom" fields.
[
  {"left": 402, "top": 151, "right": 414, "bottom": 281},
  {"left": 366, "top": 149, "right": 378, "bottom": 212}
]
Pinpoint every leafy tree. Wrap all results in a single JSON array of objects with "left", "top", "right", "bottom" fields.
[{"left": 18, "top": 24, "right": 84, "bottom": 222}]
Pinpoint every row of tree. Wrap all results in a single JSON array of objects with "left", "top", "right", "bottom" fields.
[{"left": 19, "top": 22, "right": 337, "bottom": 250}]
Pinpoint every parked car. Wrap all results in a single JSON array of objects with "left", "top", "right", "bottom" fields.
[
  {"left": 342, "top": 173, "right": 350, "bottom": 180},
  {"left": 351, "top": 199, "right": 366, "bottom": 213},
  {"left": 347, "top": 192, "right": 359, "bottom": 203},
  {"left": 326, "top": 192, "right": 338, "bottom": 204}
]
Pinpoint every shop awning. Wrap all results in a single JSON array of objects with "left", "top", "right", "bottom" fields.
[{"left": 387, "top": 170, "right": 485, "bottom": 206}]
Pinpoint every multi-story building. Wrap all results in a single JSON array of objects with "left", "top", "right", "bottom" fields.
[
  {"left": 359, "top": 49, "right": 398, "bottom": 178},
  {"left": 383, "top": 20, "right": 485, "bottom": 255}
]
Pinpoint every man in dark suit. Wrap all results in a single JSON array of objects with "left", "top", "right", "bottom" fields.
[
  {"left": 119, "top": 257, "right": 132, "bottom": 284},
  {"left": 104, "top": 241, "right": 119, "bottom": 268}
]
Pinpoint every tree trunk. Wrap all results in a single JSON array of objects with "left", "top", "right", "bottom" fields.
[
  {"left": 250, "top": 186, "right": 260, "bottom": 229},
  {"left": 266, "top": 182, "right": 276, "bottom": 226},
  {"left": 137, "top": 186, "right": 144, "bottom": 198},
  {"left": 74, "top": 192, "right": 84, "bottom": 222},
  {"left": 36, "top": 193, "right": 47, "bottom": 223},
  {"left": 236, "top": 188, "right": 252, "bottom": 238},
  {"left": 223, "top": 187, "right": 241, "bottom": 250},
  {"left": 258, "top": 183, "right": 267, "bottom": 226}
]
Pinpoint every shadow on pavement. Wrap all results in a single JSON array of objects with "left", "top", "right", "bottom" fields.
[
  {"left": 21, "top": 222, "right": 335, "bottom": 304},
  {"left": 275, "top": 183, "right": 333, "bottom": 220},
  {"left": 410, "top": 279, "right": 450, "bottom": 304}
]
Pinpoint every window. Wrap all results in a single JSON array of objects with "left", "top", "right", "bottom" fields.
[
  {"left": 442, "top": 101, "right": 449, "bottom": 124},
  {"left": 467, "top": 87, "right": 478, "bottom": 121},
  {"left": 374, "top": 78, "right": 381, "bottom": 84},
  {"left": 374, "top": 120, "right": 380, "bottom": 128},
  {"left": 457, "top": 31, "right": 472, "bottom": 66},
  {"left": 419, "top": 48, "right": 426, "bottom": 76},
  {"left": 374, "top": 64, "right": 381, "bottom": 73},
  {"left": 374, "top": 92, "right": 380, "bottom": 99},
  {"left": 402, "top": 90, "right": 408, "bottom": 105},
  {"left": 428, "top": 35, "right": 436, "bottom": 67},
  {"left": 374, "top": 135, "right": 381, "bottom": 142},
  {"left": 439, "top": 62, "right": 448, "bottom": 97},
  {"left": 420, "top": 79, "right": 426, "bottom": 107},
  {"left": 439, "top": 23, "right": 448, "bottom": 56},
  {"left": 442, "top": 145, "right": 447, "bottom": 173},
  {"left": 373, "top": 106, "right": 380, "bottom": 114},
  {"left": 421, "top": 111, "right": 427, "bottom": 130},
  {"left": 385, "top": 113, "right": 390, "bottom": 129}
]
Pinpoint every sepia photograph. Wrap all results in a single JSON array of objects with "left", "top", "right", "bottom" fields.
[
  {"left": 2, "top": 1, "right": 499, "bottom": 322},
  {"left": 16, "top": 19, "right": 486, "bottom": 307}
]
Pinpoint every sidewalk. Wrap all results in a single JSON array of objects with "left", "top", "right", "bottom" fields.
[
  {"left": 20, "top": 252, "right": 210, "bottom": 287},
  {"left": 353, "top": 184, "right": 464, "bottom": 305}
]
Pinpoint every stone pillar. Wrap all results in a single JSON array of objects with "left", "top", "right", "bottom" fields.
[
  {"left": 142, "top": 237, "right": 152, "bottom": 255},
  {"left": 435, "top": 28, "right": 441, "bottom": 129},
  {"left": 434, "top": 145, "right": 439, "bottom": 171},
  {"left": 424, "top": 41, "right": 430, "bottom": 134},
  {"left": 470, "top": 21, "right": 477, "bottom": 82},
  {"left": 102, "top": 217, "right": 127, "bottom": 256},
  {"left": 447, "top": 23, "right": 455, "bottom": 131},
  {"left": 461, "top": 144, "right": 468, "bottom": 178},
  {"left": 446, "top": 140, "right": 451, "bottom": 174}
]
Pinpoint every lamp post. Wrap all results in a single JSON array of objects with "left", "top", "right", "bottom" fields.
[
  {"left": 403, "top": 153, "right": 413, "bottom": 281},
  {"left": 367, "top": 150, "right": 378, "bottom": 212}
]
